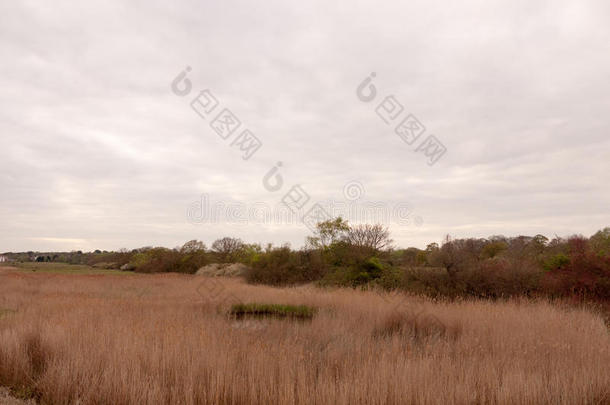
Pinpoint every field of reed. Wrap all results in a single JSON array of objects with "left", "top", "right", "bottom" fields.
[{"left": 0, "top": 267, "right": 608, "bottom": 404}]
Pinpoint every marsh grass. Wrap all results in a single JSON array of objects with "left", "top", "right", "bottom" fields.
[
  {"left": 372, "top": 310, "right": 462, "bottom": 342},
  {"left": 0, "top": 273, "right": 608, "bottom": 404},
  {"left": 229, "top": 303, "right": 316, "bottom": 320}
]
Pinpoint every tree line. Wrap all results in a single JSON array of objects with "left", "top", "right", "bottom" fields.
[{"left": 4, "top": 221, "right": 609, "bottom": 301}]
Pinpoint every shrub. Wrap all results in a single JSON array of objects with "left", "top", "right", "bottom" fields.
[
  {"left": 481, "top": 241, "right": 508, "bottom": 258},
  {"left": 428, "top": 237, "right": 486, "bottom": 284},
  {"left": 402, "top": 258, "right": 542, "bottom": 299},
  {"left": 375, "top": 265, "right": 404, "bottom": 290},
  {"left": 362, "top": 257, "right": 383, "bottom": 274},
  {"left": 237, "top": 243, "right": 263, "bottom": 265},
  {"left": 130, "top": 248, "right": 181, "bottom": 273},
  {"left": 391, "top": 248, "right": 426, "bottom": 266},
  {"left": 174, "top": 250, "right": 208, "bottom": 274},
  {"left": 461, "top": 258, "right": 542, "bottom": 298},
  {"left": 543, "top": 253, "right": 570, "bottom": 271},
  {"left": 320, "top": 257, "right": 386, "bottom": 287},
  {"left": 402, "top": 267, "right": 458, "bottom": 298},
  {"left": 590, "top": 228, "right": 610, "bottom": 256},
  {"left": 322, "top": 241, "right": 360, "bottom": 267},
  {"left": 128, "top": 241, "right": 209, "bottom": 274},
  {"left": 542, "top": 237, "right": 610, "bottom": 300},
  {"left": 246, "top": 246, "right": 325, "bottom": 285},
  {"left": 317, "top": 266, "right": 356, "bottom": 287}
]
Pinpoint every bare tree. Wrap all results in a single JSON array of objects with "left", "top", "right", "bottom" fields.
[
  {"left": 180, "top": 240, "right": 206, "bottom": 254},
  {"left": 346, "top": 224, "right": 393, "bottom": 253},
  {"left": 430, "top": 235, "right": 485, "bottom": 281}
]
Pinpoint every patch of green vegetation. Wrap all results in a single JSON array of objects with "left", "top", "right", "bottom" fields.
[
  {"left": 319, "top": 257, "right": 388, "bottom": 288},
  {"left": 229, "top": 303, "right": 316, "bottom": 320},
  {"left": 14, "top": 262, "right": 129, "bottom": 275},
  {"left": 0, "top": 308, "right": 17, "bottom": 319},
  {"left": 9, "top": 384, "right": 40, "bottom": 401},
  {"left": 543, "top": 253, "right": 570, "bottom": 271}
]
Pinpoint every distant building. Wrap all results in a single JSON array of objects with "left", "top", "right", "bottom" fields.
[{"left": 0, "top": 255, "right": 7, "bottom": 263}]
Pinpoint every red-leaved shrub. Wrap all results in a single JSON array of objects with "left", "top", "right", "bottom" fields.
[{"left": 542, "top": 237, "right": 610, "bottom": 300}]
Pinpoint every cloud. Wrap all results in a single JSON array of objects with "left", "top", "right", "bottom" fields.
[{"left": 1, "top": 0, "right": 609, "bottom": 252}]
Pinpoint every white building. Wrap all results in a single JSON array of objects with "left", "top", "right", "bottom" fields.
[{"left": 0, "top": 255, "right": 7, "bottom": 263}]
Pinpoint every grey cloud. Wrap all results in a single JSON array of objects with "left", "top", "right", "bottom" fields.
[{"left": 0, "top": 0, "right": 608, "bottom": 252}]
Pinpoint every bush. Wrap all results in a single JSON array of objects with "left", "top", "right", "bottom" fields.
[
  {"left": 428, "top": 237, "right": 486, "bottom": 283},
  {"left": 375, "top": 265, "right": 404, "bottom": 290},
  {"left": 402, "top": 258, "right": 542, "bottom": 299},
  {"left": 237, "top": 243, "right": 263, "bottom": 265},
  {"left": 460, "top": 258, "right": 542, "bottom": 298},
  {"left": 130, "top": 248, "right": 205, "bottom": 274},
  {"left": 481, "top": 241, "right": 508, "bottom": 258},
  {"left": 590, "top": 228, "right": 610, "bottom": 256},
  {"left": 246, "top": 246, "right": 325, "bottom": 285},
  {"left": 131, "top": 248, "right": 181, "bottom": 273},
  {"left": 542, "top": 237, "right": 610, "bottom": 300},
  {"left": 402, "top": 267, "right": 457, "bottom": 297},
  {"left": 321, "top": 240, "right": 365, "bottom": 267},
  {"left": 320, "top": 256, "right": 386, "bottom": 287},
  {"left": 128, "top": 241, "right": 209, "bottom": 274},
  {"left": 543, "top": 253, "right": 570, "bottom": 271}
]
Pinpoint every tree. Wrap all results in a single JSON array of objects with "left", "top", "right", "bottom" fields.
[
  {"left": 543, "top": 236, "right": 610, "bottom": 300},
  {"left": 345, "top": 224, "right": 393, "bottom": 253},
  {"left": 431, "top": 235, "right": 486, "bottom": 282},
  {"left": 426, "top": 243, "right": 439, "bottom": 252},
  {"left": 482, "top": 241, "right": 508, "bottom": 258},
  {"left": 306, "top": 217, "right": 349, "bottom": 249},
  {"left": 590, "top": 227, "right": 610, "bottom": 256},
  {"left": 180, "top": 240, "right": 206, "bottom": 254},
  {"left": 211, "top": 237, "right": 244, "bottom": 262},
  {"left": 239, "top": 243, "right": 263, "bottom": 264},
  {"left": 529, "top": 234, "right": 549, "bottom": 255}
]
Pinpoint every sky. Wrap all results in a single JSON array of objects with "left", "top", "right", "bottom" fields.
[{"left": 1, "top": 0, "right": 609, "bottom": 252}]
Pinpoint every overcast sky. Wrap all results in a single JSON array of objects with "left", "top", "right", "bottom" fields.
[{"left": 1, "top": 0, "right": 609, "bottom": 252}]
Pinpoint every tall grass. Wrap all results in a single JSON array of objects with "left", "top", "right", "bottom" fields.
[{"left": 0, "top": 270, "right": 608, "bottom": 404}]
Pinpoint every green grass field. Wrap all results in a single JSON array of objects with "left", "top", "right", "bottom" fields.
[{"left": 11, "top": 262, "right": 129, "bottom": 275}]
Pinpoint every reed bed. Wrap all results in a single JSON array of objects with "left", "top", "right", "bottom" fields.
[{"left": 0, "top": 270, "right": 608, "bottom": 404}]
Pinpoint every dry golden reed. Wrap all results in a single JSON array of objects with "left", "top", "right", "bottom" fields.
[{"left": 0, "top": 270, "right": 608, "bottom": 404}]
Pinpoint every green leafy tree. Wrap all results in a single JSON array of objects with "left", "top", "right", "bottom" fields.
[
  {"left": 590, "top": 227, "right": 610, "bottom": 256},
  {"left": 306, "top": 217, "right": 349, "bottom": 249},
  {"left": 482, "top": 241, "right": 508, "bottom": 258}
]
